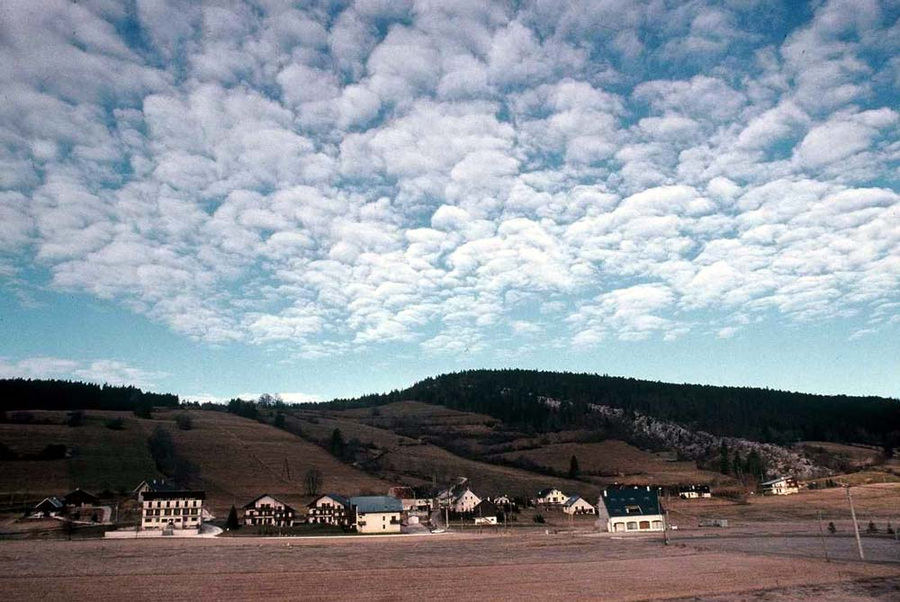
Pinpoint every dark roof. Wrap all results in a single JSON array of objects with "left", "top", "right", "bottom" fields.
[
  {"left": 64, "top": 488, "right": 99, "bottom": 504},
  {"left": 679, "top": 485, "right": 711, "bottom": 493},
  {"left": 242, "top": 493, "right": 297, "bottom": 512},
  {"left": 601, "top": 486, "right": 661, "bottom": 517},
  {"left": 564, "top": 495, "right": 593, "bottom": 508},
  {"left": 308, "top": 493, "right": 350, "bottom": 508},
  {"left": 350, "top": 496, "right": 402, "bottom": 513},
  {"left": 34, "top": 497, "right": 65, "bottom": 511},
  {"left": 141, "top": 490, "right": 206, "bottom": 501},
  {"left": 474, "top": 499, "right": 498, "bottom": 517},
  {"left": 135, "top": 479, "right": 178, "bottom": 493}
]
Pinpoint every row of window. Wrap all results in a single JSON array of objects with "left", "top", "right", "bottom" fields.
[
  {"left": 611, "top": 520, "right": 663, "bottom": 531},
  {"left": 143, "top": 500, "right": 202, "bottom": 508},
  {"left": 144, "top": 508, "right": 199, "bottom": 517}
]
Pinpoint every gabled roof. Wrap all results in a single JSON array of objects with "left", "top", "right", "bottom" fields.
[
  {"left": 350, "top": 496, "right": 402, "bottom": 513},
  {"left": 141, "top": 490, "right": 206, "bottom": 501},
  {"left": 243, "top": 493, "right": 297, "bottom": 512},
  {"left": 453, "top": 487, "right": 478, "bottom": 501},
  {"left": 474, "top": 499, "right": 498, "bottom": 516},
  {"left": 679, "top": 485, "right": 711, "bottom": 493},
  {"left": 308, "top": 493, "right": 350, "bottom": 508},
  {"left": 63, "top": 488, "right": 99, "bottom": 504},
  {"left": 537, "top": 487, "right": 564, "bottom": 497},
  {"left": 601, "top": 486, "right": 661, "bottom": 518},
  {"left": 564, "top": 495, "right": 593, "bottom": 508},
  {"left": 134, "top": 479, "right": 178, "bottom": 493},
  {"left": 34, "top": 496, "right": 65, "bottom": 510},
  {"left": 387, "top": 486, "right": 416, "bottom": 499},
  {"left": 760, "top": 476, "right": 794, "bottom": 486}
]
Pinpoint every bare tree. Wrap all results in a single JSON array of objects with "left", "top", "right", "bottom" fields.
[{"left": 305, "top": 468, "right": 322, "bottom": 496}]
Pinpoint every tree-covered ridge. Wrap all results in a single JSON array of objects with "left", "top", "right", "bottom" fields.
[
  {"left": 323, "top": 369, "right": 900, "bottom": 447},
  {"left": 0, "top": 378, "right": 179, "bottom": 412}
]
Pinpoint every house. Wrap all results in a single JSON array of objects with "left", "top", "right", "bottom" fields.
[
  {"left": 242, "top": 494, "right": 297, "bottom": 527},
  {"left": 473, "top": 499, "right": 499, "bottom": 525},
  {"left": 63, "top": 488, "right": 99, "bottom": 508},
  {"left": 306, "top": 494, "right": 351, "bottom": 526},
  {"left": 350, "top": 496, "right": 402, "bottom": 533},
  {"left": 761, "top": 476, "right": 799, "bottom": 495},
  {"left": 536, "top": 488, "right": 569, "bottom": 506},
  {"left": 601, "top": 486, "right": 665, "bottom": 533},
  {"left": 388, "top": 486, "right": 431, "bottom": 514},
  {"left": 678, "top": 485, "right": 712, "bottom": 499},
  {"left": 32, "top": 496, "right": 65, "bottom": 517},
  {"left": 492, "top": 495, "right": 512, "bottom": 509},
  {"left": 450, "top": 487, "right": 482, "bottom": 513},
  {"left": 563, "top": 495, "right": 596, "bottom": 515},
  {"left": 140, "top": 490, "right": 205, "bottom": 531},
  {"left": 133, "top": 479, "right": 176, "bottom": 502}
]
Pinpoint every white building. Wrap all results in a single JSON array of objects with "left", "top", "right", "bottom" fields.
[
  {"left": 350, "top": 496, "right": 402, "bottom": 533},
  {"left": 563, "top": 495, "right": 596, "bottom": 515},
  {"left": 242, "top": 494, "right": 297, "bottom": 527},
  {"left": 536, "top": 488, "right": 569, "bottom": 506},
  {"left": 450, "top": 488, "right": 482, "bottom": 513},
  {"left": 601, "top": 486, "right": 665, "bottom": 533},
  {"left": 761, "top": 476, "right": 800, "bottom": 495},
  {"left": 678, "top": 485, "right": 712, "bottom": 499},
  {"left": 306, "top": 494, "right": 351, "bottom": 526},
  {"left": 141, "top": 490, "right": 205, "bottom": 531}
]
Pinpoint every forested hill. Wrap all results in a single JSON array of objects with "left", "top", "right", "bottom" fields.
[
  {"left": 324, "top": 370, "right": 900, "bottom": 447},
  {"left": 0, "top": 379, "right": 179, "bottom": 413}
]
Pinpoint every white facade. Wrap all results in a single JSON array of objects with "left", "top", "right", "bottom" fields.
[
  {"left": 243, "top": 494, "right": 296, "bottom": 527},
  {"left": 141, "top": 491, "right": 204, "bottom": 530},
  {"left": 608, "top": 514, "right": 665, "bottom": 532},
  {"left": 356, "top": 510, "right": 402, "bottom": 533},
  {"left": 451, "top": 488, "right": 482, "bottom": 513},
  {"left": 306, "top": 494, "right": 350, "bottom": 525},
  {"left": 563, "top": 497, "right": 596, "bottom": 515},
  {"left": 537, "top": 488, "right": 569, "bottom": 505},
  {"left": 762, "top": 477, "right": 799, "bottom": 495}
]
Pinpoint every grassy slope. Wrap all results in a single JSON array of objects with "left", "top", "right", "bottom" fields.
[{"left": 0, "top": 409, "right": 392, "bottom": 515}]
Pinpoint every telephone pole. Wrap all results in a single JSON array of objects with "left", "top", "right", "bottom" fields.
[
  {"left": 816, "top": 510, "right": 829, "bottom": 562},
  {"left": 845, "top": 486, "right": 865, "bottom": 560}
]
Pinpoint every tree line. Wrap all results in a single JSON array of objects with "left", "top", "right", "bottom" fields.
[
  {"left": 0, "top": 379, "right": 179, "bottom": 412},
  {"left": 318, "top": 369, "right": 900, "bottom": 447}
]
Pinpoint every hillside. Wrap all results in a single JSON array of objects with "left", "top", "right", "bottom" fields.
[
  {"left": 326, "top": 370, "right": 900, "bottom": 447},
  {"left": 0, "top": 408, "right": 390, "bottom": 515}
]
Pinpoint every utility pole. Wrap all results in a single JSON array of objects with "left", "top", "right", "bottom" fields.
[
  {"left": 846, "top": 486, "right": 865, "bottom": 560},
  {"left": 817, "top": 510, "right": 829, "bottom": 562},
  {"left": 663, "top": 509, "right": 669, "bottom": 546}
]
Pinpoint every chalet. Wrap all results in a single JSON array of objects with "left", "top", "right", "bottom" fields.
[
  {"left": 492, "top": 495, "right": 512, "bottom": 510},
  {"left": 306, "top": 494, "right": 351, "bottom": 526},
  {"left": 601, "top": 486, "right": 665, "bottom": 533},
  {"left": 678, "top": 485, "right": 712, "bottom": 499},
  {"left": 761, "top": 476, "right": 799, "bottom": 496},
  {"left": 133, "top": 479, "right": 176, "bottom": 502},
  {"left": 32, "top": 496, "right": 65, "bottom": 517},
  {"left": 242, "top": 494, "right": 297, "bottom": 527},
  {"left": 64, "top": 488, "right": 99, "bottom": 508},
  {"left": 450, "top": 487, "right": 482, "bottom": 513},
  {"left": 536, "top": 488, "right": 569, "bottom": 506},
  {"left": 473, "top": 499, "right": 499, "bottom": 525},
  {"left": 141, "top": 490, "right": 205, "bottom": 531},
  {"left": 563, "top": 495, "right": 596, "bottom": 515},
  {"left": 350, "top": 496, "right": 402, "bottom": 533}
]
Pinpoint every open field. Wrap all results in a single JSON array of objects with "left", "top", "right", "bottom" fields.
[{"left": 0, "top": 529, "right": 897, "bottom": 601}]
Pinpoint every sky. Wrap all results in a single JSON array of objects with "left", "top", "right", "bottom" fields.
[{"left": 1, "top": 0, "right": 899, "bottom": 403}]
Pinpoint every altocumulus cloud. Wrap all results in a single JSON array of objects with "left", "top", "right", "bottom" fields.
[{"left": 0, "top": 0, "right": 898, "bottom": 364}]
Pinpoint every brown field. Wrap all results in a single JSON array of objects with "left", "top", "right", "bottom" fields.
[
  {"left": 0, "top": 529, "right": 897, "bottom": 601},
  {"left": 666, "top": 482, "right": 900, "bottom": 525},
  {"left": 492, "top": 440, "right": 722, "bottom": 486}
]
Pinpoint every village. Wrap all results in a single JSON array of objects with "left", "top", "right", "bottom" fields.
[{"left": 26, "top": 474, "right": 804, "bottom": 539}]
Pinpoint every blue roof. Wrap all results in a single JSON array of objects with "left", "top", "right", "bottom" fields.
[
  {"left": 350, "top": 496, "right": 402, "bottom": 513},
  {"left": 601, "top": 486, "right": 661, "bottom": 518}
]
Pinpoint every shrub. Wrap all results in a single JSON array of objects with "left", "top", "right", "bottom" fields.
[
  {"left": 533, "top": 513, "right": 545, "bottom": 524},
  {"left": 175, "top": 413, "right": 193, "bottom": 430},
  {"left": 867, "top": 521, "right": 878, "bottom": 534},
  {"left": 105, "top": 418, "right": 124, "bottom": 430},
  {"left": 827, "top": 521, "right": 836, "bottom": 534},
  {"left": 66, "top": 410, "right": 84, "bottom": 427}
]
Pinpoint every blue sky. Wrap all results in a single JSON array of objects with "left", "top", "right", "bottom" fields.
[{"left": 1, "top": 0, "right": 899, "bottom": 402}]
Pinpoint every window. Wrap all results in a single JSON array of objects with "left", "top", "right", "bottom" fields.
[
  {"left": 639, "top": 521, "right": 650, "bottom": 530},
  {"left": 627, "top": 521, "right": 637, "bottom": 530},
  {"left": 625, "top": 505, "right": 642, "bottom": 515}
]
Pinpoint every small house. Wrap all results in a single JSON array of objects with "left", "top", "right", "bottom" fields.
[
  {"left": 242, "top": 494, "right": 297, "bottom": 527},
  {"left": 64, "top": 488, "right": 99, "bottom": 508},
  {"left": 32, "top": 496, "right": 65, "bottom": 517},
  {"left": 492, "top": 495, "right": 512, "bottom": 510},
  {"left": 473, "top": 499, "right": 499, "bottom": 525},
  {"left": 678, "top": 485, "right": 712, "bottom": 499},
  {"left": 133, "top": 479, "right": 176, "bottom": 502},
  {"left": 563, "top": 495, "right": 596, "bottom": 515},
  {"left": 761, "top": 476, "right": 799, "bottom": 496},
  {"left": 350, "top": 496, "right": 402, "bottom": 533},
  {"left": 536, "top": 488, "right": 569, "bottom": 506},
  {"left": 450, "top": 487, "right": 482, "bottom": 513},
  {"left": 141, "top": 490, "right": 205, "bottom": 531},
  {"left": 306, "top": 494, "right": 351, "bottom": 526},
  {"left": 601, "top": 486, "right": 665, "bottom": 533}
]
